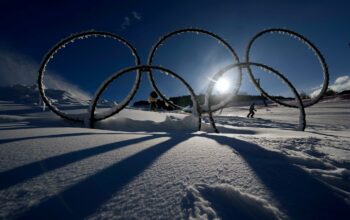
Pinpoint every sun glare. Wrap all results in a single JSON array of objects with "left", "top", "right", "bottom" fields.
[{"left": 215, "top": 78, "right": 231, "bottom": 93}]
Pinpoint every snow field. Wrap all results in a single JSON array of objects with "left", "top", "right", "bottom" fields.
[{"left": 0, "top": 100, "right": 349, "bottom": 219}]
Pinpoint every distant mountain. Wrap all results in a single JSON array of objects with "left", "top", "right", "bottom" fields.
[
  {"left": 0, "top": 84, "right": 90, "bottom": 106},
  {"left": 321, "top": 89, "right": 350, "bottom": 101},
  {"left": 133, "top": 94, "right": 293, "bottom": 109}
]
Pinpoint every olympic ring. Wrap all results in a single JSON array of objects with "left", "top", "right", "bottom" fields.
[
  {"left": 88, "top": 65, "right": 202, "bottom": 130},
  {"left": 147, "top": 28, "right": 242, "bottom": 112},
  {"left": 245, "top": 28, "right": 329, "bottom": 108},
  {"left": 38, "top": 30, "right": 141, "bottom": 122},
  {"left": 38, "top": 28, "right": 329, "bottom": 132},
  {"left": 206, "top": 62, "right": 306, "bottom": 132}
]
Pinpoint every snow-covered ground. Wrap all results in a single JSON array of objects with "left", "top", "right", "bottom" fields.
[{"left": 0, "top": 100, "right": 349, "bottom": 219}]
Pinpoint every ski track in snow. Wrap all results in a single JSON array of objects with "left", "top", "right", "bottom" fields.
[{"left": 0, "top": 100, "right": 349, "bottom": 219}]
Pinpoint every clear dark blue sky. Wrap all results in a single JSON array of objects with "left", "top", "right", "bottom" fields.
[{"left": 1, "top": 0, "right": 349, "bottom": 103}]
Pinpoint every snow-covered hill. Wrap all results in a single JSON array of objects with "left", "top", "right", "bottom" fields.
[
  {"left": 0, "top": 84, "right": 90, "bottom": 106},
  {"left": 0, "top": 84, "right": 119, "bottom": 108},
  {"left": 0, "top": 100, "right": 349, "bottom": 219}
]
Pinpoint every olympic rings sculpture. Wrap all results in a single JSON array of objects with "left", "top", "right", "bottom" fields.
[{"left": 38, "top": 28, "right": 329, "bottom": 132}]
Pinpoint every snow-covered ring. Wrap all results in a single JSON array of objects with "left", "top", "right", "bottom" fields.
[
  {"left": 207, "top": 62, "right": 306, "bottom": 132},
  {"left": 147, "top": 28, "right": 242, "bottom": 113},
  {"left": 245, "top": 28, "right": 329, "bottom": 108},
  {"left": 38, "top": 31, "right": 141, "bottom": 123},
  {"left": 89, "top": 65, "right": 202, "bottom": 131},
  {"left": 38, "top": 28, "right": 327, "bottom": 132}
]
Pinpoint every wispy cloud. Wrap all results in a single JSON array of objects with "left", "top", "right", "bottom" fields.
[
  {"left": 0, "top": 49, "right": 91, "bottom": 100},
  {"left": 310, "top": 75, "right": 350, "bottom": 97},
  {"left": 120, "top": 11, "right": 142, "bottom": 29},
  {"left": 132, "top": 11, "right": 142, "bottom": 20},
  {"left": 121, "top": 16, "right": 131, "bottom": 29}
]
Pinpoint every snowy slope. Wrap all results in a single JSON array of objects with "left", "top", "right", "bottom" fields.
[
  {"left": 0, "top": 100, "right": 350, "bottom": 219},
  {"left": 0, "top": 84, "right": 90, "bottom": 105}
]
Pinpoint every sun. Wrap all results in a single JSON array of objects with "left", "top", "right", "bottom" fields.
[{"left": 215, "top": 78, "right": 231, "bottom": 93}]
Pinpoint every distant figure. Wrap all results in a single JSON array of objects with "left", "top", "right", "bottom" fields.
[
  {"left": 148, "top": 91, "right": 158, "bottom": 111},
  {"left": 247, "top": 103, "right": 257, "bottom": 118}
]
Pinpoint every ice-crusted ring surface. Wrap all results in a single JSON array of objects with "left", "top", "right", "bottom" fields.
[
  {"left": 38, "top": 31, "right": 141, "bottom": 122},
  {"left": 38, "top": 28, "right": 328, "bottom": 132}
]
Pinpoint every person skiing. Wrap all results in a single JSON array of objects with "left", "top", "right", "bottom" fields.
[
  {"left": 148, "top": 91, "right": 158, "bottom": 111},
  {"left": 247, "top": 103, "right": 257, "bottom": 118}
]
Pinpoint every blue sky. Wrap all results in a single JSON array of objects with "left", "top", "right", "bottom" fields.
[{"left": 0, "top": 0, "right": 349, "bottom": 103}]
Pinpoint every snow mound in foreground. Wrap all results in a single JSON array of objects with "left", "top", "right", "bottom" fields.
[
  {"left": 96, "top": 112, "right": 212, "bottom": 132},
  {"left": 183, "top": 183, "right": 284, "bottom": 220}
]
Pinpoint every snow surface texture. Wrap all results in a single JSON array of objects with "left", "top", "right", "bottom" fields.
[
  {"left": 0, "top": 100, "right": 350, "bottom": 219},
  {"left": 183, "top": 184, "right": 284, "bottom": 220}
]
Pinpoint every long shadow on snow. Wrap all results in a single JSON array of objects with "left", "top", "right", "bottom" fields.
[
  {"left": 0, "top": 107, "right": 42, "bottom": 116},
  {"left": 0, "top": 134, "right": 160, "bottom": 191},
  {"left": 0, "top": 117, "right": 75, "bottom": 130},
  {"left": 0, "top": 125, "right": 37, "bottom": 131},
  {"left": 0, "top": 132, "right": 117, "bottom": 145},
  {"left": 0, "top": 105, "right": 88, "bottom": 116},
  {"left": 200, "top": 134, "right": 350, "bottom": 220},
  {"left": 16, "top": 133, "right": 191, "bottom": 220}
]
